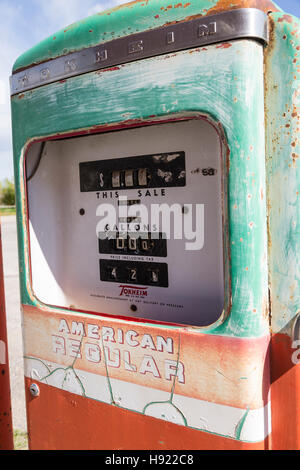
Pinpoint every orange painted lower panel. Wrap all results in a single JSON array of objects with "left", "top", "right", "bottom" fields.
[
  {"left": 25, "top": 379, "right": 267, "bottom": 450},
  {"left": 270, "top": 333, "right": 300, "bottom": 450}
]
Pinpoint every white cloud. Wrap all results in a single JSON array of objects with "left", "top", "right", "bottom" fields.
[
  {"left": 0, "top": 81, "right": 7, "bottom": 106},
  {"left": 36, "top": 0, "right": 128, "bottom": 36},
  {"left": 37, "top": 0, "right": 89, "bottom": 32},
  {"left": 87, "top": 0, "right": 126, "bottom": 17},
  {"left": 0, "top": 150, "right": 14, "bottom": 180}
]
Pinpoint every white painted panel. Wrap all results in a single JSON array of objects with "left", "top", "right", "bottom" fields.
[
  {"left": 24, "top": 358, "right": 270, "bottom": 442},
  {"left": 26, "top": 119, "right": 225, "bottom": 326}
]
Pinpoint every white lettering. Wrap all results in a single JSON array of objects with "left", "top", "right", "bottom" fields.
[
  {"left": 157, "top": 336, "right": 173, "bottom": 354},
  {"left": 165, "top": 360, "right": 185, "bottom": 383},
  {"left": 140, "top": 334, "right": 156, "bottom": 351},
  {"left": 85, "top": 343, "right": 101, "bottom": 363},
  {"left": 87, "top": 324, "right": 100, "bottom": 339},
  {"left": 102, "top": 327, "right": 116, "bottom": 343},
  {"left": 124, "top": 351, "right": 137, "bottom": 372},
  {"left": 52, "top": 335, "right": 66, "bottom": 355},
  {"left": 126, "top": 330, "right": 139, "bottom": 347},
  {"left": 58, "top": 319, "right": 70, "bottom": 335},
  {"left": 292, "top": 340, "right": 300, "bottom": 365},
  {"left": 139, "top": 355, "right": 160, "bottom": 378},
  {"left": 68, "top": 339, "right": 82, "bottom": 359},
  {"left": 104, "top": 347, "right": 120, "bottom": 368},
  {"left": 71, "top": 322, "right": 86, "bottom": 337}
]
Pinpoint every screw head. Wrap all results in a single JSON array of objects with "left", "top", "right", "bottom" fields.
[{"left": 29, "top": 383, "right": 40, "bottom": 397}]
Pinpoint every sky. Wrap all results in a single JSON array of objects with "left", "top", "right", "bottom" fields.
[{"left": 0, "top": 0, "right": 300, "bottom": 182}]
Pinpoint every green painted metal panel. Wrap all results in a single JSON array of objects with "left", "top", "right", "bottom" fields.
[
  {"left": 11, "top": 39, "right": 268, "bottom": 338},
  {"left": 265, "top": 12, "right": 300, "bottom": 336}
]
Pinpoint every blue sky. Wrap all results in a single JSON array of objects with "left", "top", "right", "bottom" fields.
[{"left": 0, "top": 0, "right": 299, "bottom": 181}]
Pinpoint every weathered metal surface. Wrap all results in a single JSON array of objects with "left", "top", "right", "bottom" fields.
[
  {"left": 265, "top": 12, "right": 300, "bottom": 450},
  {"left": 24, "top": 378, "right": 267, "bottom": 450},
  {"left": 10, "top": 0, "right": 275, "bottom": 450},
  {"left": 10, "top": 8, "right": 269, "bottom": 95},
  {"left": 265, "top": 12, "right": 300, "bottom": 337},
  {"left": 0, "top": 220, "right": 14, "bottom": 450},
  {"left": 12, "top": 0, "right": 281, "bottom": 73},
  {"left": 23, "top": 306, "right": 270, "bottom": 442},
  {"left": 12, "top": 40, "right": 268, "bottom": 339}
]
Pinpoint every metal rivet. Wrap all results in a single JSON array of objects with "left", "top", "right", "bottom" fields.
[{"left": 29, "top": 383, "right": 40, "bottom": 397}]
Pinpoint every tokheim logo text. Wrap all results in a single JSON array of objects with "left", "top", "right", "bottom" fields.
[{"left": 119, "top": 285, "right": 148, "bottom": 297}]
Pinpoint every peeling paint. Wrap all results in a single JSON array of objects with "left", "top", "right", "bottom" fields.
[
  {"left": 265, "top": 13, "right": 300, "bottom": 336},
  {"left": 12, "top": 40, "right": 269, "bottom": 338},
  {"left": 9, "top": 0, "right": 282, "bottom": 449},
  {"left": 12, "top": 0, "right": 281, "bottom": 73}
]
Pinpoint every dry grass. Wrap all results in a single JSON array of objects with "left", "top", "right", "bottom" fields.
[{"left": 14, "top": 430, "right": 28, "bottom": 451}]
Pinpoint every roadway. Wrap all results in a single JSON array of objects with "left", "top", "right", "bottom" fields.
[{"left": 1, "top": 215, "right": 27, "bottom": 432}]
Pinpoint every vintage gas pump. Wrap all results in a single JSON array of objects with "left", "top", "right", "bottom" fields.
[{"left": 9, "top": 0, "right": 300, "bottom": 450}]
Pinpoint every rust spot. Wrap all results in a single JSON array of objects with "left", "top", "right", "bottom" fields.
[
  {"left": 53, "top": 36, "right": 56, "bottom": 40},
  {"left": 184, "top": 3, "right": 191, "bottom": 7},
  {"left": 95, "top": 66, "right": 121, "bottom": 75},
  {"left": 205, "top": 0, "right": 279, "bottom": 17},
  {"left": 18, "top": 94, "right": 25, "bottom": 99},
  {"left": 174, "top": 3, "right": 183, "bottom": 8},
  {"left": 278, "top": 14, "right": 293, "bottom": 24},
  {"left": 107, "top": 0, "right": 146, "bottom": 14},
  {"left": 155, "top": 14, "right": 159, "bottom": 18},
  {"left": 216, "top": 43, "right": 232, "bottom": 49}
]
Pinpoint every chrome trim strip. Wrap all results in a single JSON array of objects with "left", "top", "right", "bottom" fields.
[{"left": 10, "top": 8, "right": 268, "bottom": 96}]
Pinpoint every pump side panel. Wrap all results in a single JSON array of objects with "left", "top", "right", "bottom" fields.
[{"left": 265, "top": 13, "right": 300, "bottom": 450}]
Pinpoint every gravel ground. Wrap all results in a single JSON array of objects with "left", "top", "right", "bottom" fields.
[{"left": 1, "top": 215, "right": 27, "bottom": 433}]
